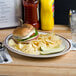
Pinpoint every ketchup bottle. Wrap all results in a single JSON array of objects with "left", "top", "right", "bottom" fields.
[{"left": 23, "top": 0, "right": 39, "bottom": 29}]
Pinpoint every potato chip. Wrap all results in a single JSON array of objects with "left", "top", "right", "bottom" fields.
[{"left": 9, "top": 33, "right": 62, "bottom": 55}]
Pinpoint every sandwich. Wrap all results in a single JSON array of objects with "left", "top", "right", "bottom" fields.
[{"left": 13, "top": 24, "right": 39, "bottom": 43}]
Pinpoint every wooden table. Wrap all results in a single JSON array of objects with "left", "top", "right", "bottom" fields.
[{"left": 0, "top": 25, "right": 76, "bottom": 76}]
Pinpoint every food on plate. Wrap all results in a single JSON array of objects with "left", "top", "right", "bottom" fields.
[
  {"left": 40, "top": 44, "right": 65, "bottom": 55},
  {"left": 13, "top": 24, "right": 38, "bottom": 43},
  {"left": 9, "top": 29, "right": 65, "bottom": 55}
]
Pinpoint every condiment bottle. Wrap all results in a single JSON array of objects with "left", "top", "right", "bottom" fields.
[
  {"left": 23, "top": 0, "right": 39, "bottom": 29},
  {"left": 40, "top": 0, "right": 54, "bottom": 30}
]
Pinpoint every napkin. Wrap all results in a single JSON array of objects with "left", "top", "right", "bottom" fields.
[
  {"left": 0, "top": 48, "right": 13, "bottom": 64},
  {"left": 68, "top": 39, "right": 76, "bottom": 50}
]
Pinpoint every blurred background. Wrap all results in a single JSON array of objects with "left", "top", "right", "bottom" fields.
[
  {"left": 20, "top": 0, "right": 76, "bottom": 26},
  {"left": 54, "top": 0, "right": 76, "bottom": 25}
]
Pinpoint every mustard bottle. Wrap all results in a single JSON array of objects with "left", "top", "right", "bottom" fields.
[{"left": 40, "top": 0, "right": 54, "bottom": 30}]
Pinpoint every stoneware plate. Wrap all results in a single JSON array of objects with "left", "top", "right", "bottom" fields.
[{"left": 4, "top": 32, "right": 71, "bottom": 58}]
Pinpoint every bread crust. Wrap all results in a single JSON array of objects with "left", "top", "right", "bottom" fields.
[
  {"left": 13, "top": 24, "right": 34, "bottom": 37},
  {"left": 23, "top": 24, "right": 33, "bottom": 28}
]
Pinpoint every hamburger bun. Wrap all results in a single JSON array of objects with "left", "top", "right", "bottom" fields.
[
  {"left": 13, "top": 24, "right": 34, "bottom": 37},
  {"left": 12, "top": 24, "right": 38, "bottom": 43}
]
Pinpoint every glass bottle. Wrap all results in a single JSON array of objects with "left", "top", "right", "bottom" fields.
[{"left": 23, "top": 0, "right": 39, "bottom": 29}]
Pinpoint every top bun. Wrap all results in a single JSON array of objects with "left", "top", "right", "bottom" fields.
[
  {"left": 13, "top": 24, "right": 34, "bottom": 37},
  {"left": 22, "top": 24, "right": 33, "bottom": 28}
]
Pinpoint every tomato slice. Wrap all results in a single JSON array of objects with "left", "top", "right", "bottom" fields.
[{"left": 30, "top": 33, "right": 35, "bottom": 36}]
